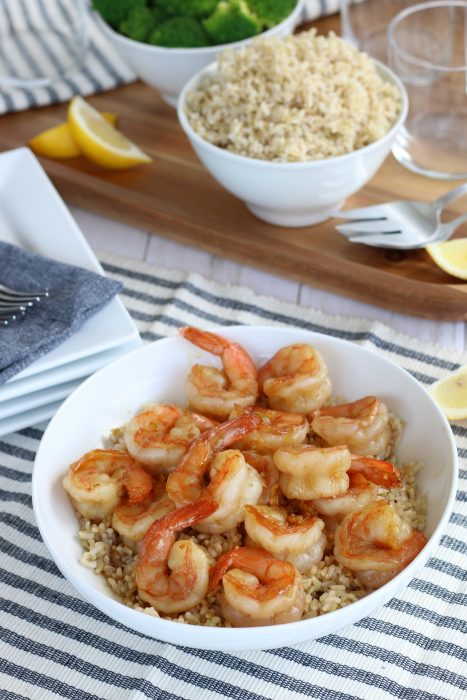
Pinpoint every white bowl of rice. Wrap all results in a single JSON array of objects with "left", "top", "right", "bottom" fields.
[
  {"left": 32, "top": 326, "right": 457, "bottom": 651},
  {"left": 178, "top": 30, "right": 408, "bottom": 227}
]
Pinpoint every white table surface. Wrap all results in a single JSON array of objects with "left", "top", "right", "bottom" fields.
[{"left": 70, "top": 206, "right": 467, "bottom": 353}]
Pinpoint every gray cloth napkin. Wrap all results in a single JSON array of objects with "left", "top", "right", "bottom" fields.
[{"left": 0, "top": 242, "right": 122, "bottom": 385}]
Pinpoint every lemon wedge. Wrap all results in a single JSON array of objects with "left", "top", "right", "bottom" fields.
[
  {"left": 68, "top": 96, "right": 151, "bottom": 169},
  {"left": 29, "top": 112, "right": 117, "bottom": 159},
  {"left": 426, "top": 238, "right": 467, "bottom": 280},
  {"left": 428, "top": 364, "right": 467, "bottom": 420}
]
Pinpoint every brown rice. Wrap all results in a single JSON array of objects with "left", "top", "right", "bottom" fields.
[
  {"left": 78, "top": 461, "right": 425, "bottom": 627},
  {"left": 184, "top": 29, "right": 402, "bottom": 162}
]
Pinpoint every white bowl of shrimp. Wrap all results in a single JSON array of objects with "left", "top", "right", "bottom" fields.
[{"left": 32, "top": 326, "right": 457, "bottom": 651}]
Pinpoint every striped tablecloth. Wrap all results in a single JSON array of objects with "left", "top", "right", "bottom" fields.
[{"left": 1, "top": 252, "right": 466, "bottom": 700}]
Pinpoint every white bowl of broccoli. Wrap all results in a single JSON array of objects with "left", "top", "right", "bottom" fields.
[{"left": 93, "top": 0, "right": 305, "bottom": 106}]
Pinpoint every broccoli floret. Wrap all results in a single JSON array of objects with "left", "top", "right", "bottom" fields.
[
  {"left": 203, "top": 0, "right": 261, "bottom": 45},
  {"left": 246, "top": 0, "right": 296, "bottom": 28},
  {"left": 92, "top": 0, "right": 147, "bottom": 29},
  {"left": 149, "top": 17, "right": 210, "bottom": 48},
  {"left": 157, "top": 0, "right": 219, "bottom": 19},
  {"left": 119, "top": 7, "right": 156, "bottom": 42}
]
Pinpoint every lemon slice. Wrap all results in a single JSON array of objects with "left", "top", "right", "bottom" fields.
[
  {"left": 428, "top": 364, "right": 467, "bottom": 420},
  {"left": 426, "top": 238, "right": 467, "bottom": 280},
  {"left": 68, "top": 96, "right": 151, "bottom": 169},
  {"left": 29, "top": 112, "right": 117, "bottom": 159}
]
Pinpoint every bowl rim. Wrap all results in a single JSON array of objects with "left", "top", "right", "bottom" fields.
[
  {"left": 32, "top": 326, "right": 458, "bottom": 649},
  {"left": 93, "top": 0, "right": 306, "bottom": 55},
  {"left": 177, "top": 56, "right": 409, "bottom": 169}
]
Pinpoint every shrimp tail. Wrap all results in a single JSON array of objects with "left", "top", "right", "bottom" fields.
[
  {"left": 125, "top": 466, "right": 154, "bottom": 503},
  {"left": 210, "top": 413, "right": 263, "bottom": 451},
  {"left": 141, "top": 498, "right": 218, "bottom": 558},
  {"left": 180, "top": 327, "right": 230, "bottom": 355},
  {"left": 350, "top": 455, "right": 402, "bottom": 488},
  {"left": 209, "top": 545, "right": 272, "bottom": 590},
  {"left": 313, "top": 395, "right": 377, "bottom": 419}
]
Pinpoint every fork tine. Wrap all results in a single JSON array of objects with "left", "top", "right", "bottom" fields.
[
  {"left": 0, "top": 300, "right": 33, "bottom": 309},
  {"left": 346, "top": 233, "right": 427, "bottom": 249},
  {"left": 330, "top": 205, "right": 392, "bottom": 221},
  {"left": 0, "top": 292, "right": 48, "bottom": 303},
  {"left": 336, "top": 220, "right": 403, "bottom": 236}
]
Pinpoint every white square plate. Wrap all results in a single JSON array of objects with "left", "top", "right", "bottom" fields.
[
  {"left": 0, "top": 336, "right": 142, "bottom": 428},
  {"left": 0, "top": 147, "right": 140, "bottom": 388}
]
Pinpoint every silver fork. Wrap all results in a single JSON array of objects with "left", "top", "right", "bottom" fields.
[
  {"left": 344, "top": 212, "right": 467, "bottom": 249},
  {"left": 332, "top": 182, "right": 467, "bottom": 249},
  {"left": 0, "top": 284, "right": 50, "bottom": 326}
]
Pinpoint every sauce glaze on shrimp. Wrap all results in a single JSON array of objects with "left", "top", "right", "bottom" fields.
[
  {"left": 63, "top": 449, "right": 152, "bottom": 521},
  {"left": 311, "top": 396, "right": 394, "bottom": 459},
  {"left": 209, "top": 546, "right": 305, "bottom": 626},
  {"left": 180, "top": 327, "right": 258, "bottom": 420},
  {"left": 258, "top": 344, "right": 332, "bottom": 414},
  {"left": 166, "top": 415, "right": 264, "bottom": 533},
  {"left": 136, "top": 499, "right": 217, "bottom": 614}
]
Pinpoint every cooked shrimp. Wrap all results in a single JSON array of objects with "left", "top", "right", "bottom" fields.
[
  {"left": 244, "top": 505, "right": 326, "bottom": 573},
  {"left": 180, "top": 327, "right": 258, "bottom": 420},
  {"left": 334, "top": 500, "right": 427, "bottom": 589},
  {"left": 258, "top": 344, "right": 332, "bottom": 414},
  {"left": 209, "top": 546, "right": 305, "bottom": 626},
  {"left": 274, "top": 445, "right": 351, "bottom": 500},
  {"left": 241, "top": 451, "right": 279, "bottom": 505},
  {"left": 63, "top": 449, "right": 152, "bottom": 521},
  {"left": 166, "top": 415, "right": 264, "bottom": 533},
  {"left": 311, "top": 396, "right": 394, "bottom": 459},
  {"left": 124, "top": 403, "right": 217, "bottom": 474},
  {"left": 312, "top": 455, "right": 401, "bottom": 519},
  {"left": 230, "top": 405, "right": 308, "bottom": 454},
  {"left": 312, "top": 472, "right": 378, "bottom": 521},
  {"left": 136, "top": 499, "right": 217, "bottom": 614},
  {"left": 112, "top": 480, "right": 175, "bottom": 551}
]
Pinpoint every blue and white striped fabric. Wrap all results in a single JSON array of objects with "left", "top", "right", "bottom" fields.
[
  {"left": 0, "top": 0, "right": 339, "bottom": 115},
  {"left": 1, "top": 251, "right": 466, "bottom": 700},
  {"left": 303, "top": 0, "right": 340, "bottom": 21},
  {"left": 0, "top": 0, "right": 135, "bottom": 115}
]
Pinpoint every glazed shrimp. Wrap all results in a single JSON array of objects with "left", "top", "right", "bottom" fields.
[
  {"left": 124, "top": 403, "right": 217, "bottom": 474},
  {"left": 311, "top": 396, "right": 394, "bottom": 459},
  {"left": 166, "top": 414, "right": 264, "bottom": 533},
  {"left": 241, "top": 451, "right": 279, "bottom": 505},
  {"left": 312, "top": 456, "right": 401, "bottom": 520},
  {"left": 230, "top": 405, "right": 308, "bottom": 454},
  {"left": 274, "top": 445, "right": 352, "bottom": 500},
  {"left": 63, "top": 449, "right": 152, "bottom": 521},
  {"left": 244, "top": 505, "right": 326, "bottom": 573},
  {"left": 334, "top": 500, "right": 427, "bottom": 589},
  {"left": 112, "top": 480, "right": 175, "bottom": 551},
  {"left": 258, "top": 344, "right": 332, "bottom": 414},
  {"left": 209, "top": 546, "right": 305, "bottom": 626},
  {"left": 180, "top": 327, "right": 258, "bottom": 420},
  {"left": 136, "top": 499, "right": 217, "bottom": 614}
]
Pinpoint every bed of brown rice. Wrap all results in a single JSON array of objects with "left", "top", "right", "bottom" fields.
[
  {"left": 184, "top": 29, "right": 402, "bottom": 162},
  {"left": 78, "top": 460, "right": 426, "bottom": 627}
]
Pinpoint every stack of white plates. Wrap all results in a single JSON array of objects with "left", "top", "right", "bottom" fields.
[{"left": 0, "top": 148, "right": 142, "bottom": 437}]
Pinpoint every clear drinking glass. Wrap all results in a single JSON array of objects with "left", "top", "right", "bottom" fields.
[
  {"left": 388, "top": 1, "right": 467, "bottom": 179},
  {"left": 0, "top": 0, "right": 88, "bottom": 88},
  {"left": 340, "top": 1, "right": 421, "bottom": 62}
]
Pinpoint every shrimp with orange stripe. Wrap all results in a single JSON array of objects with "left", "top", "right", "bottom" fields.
[
  {"left": 209, "top": 546, "right": 305, "bottom": 626},
  {"left": 166, "top": 414, "right": 265, "bottom": 533},
  {"left": 180, "top": 327, "right": 258, "bottom": 420},
  {"left": 63, "top": 449, "right": 152, "bottom": 521}
]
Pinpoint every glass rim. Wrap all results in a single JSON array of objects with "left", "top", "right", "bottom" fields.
[{"left": 388, "top": 0, "right": 467, "bottom": 72}]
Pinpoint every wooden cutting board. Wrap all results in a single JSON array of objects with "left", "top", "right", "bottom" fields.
[{"left": 0, "top": 15, "right": 466, "bottom": 320}]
